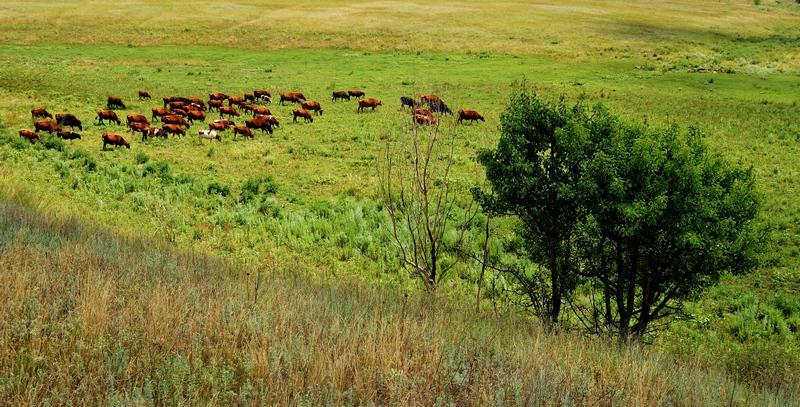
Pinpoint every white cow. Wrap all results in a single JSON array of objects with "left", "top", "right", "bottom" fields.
[{"left": 198, "top": 129, "right": 221, "bottom": 142}]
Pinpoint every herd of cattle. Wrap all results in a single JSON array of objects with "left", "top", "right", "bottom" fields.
[{"left": 18, "top": 89, "right": 486, "bottom": 149}]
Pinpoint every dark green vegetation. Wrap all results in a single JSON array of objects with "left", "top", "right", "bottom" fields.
[{"left": 1, "top": 0, "right": 800, "bottom": 403}]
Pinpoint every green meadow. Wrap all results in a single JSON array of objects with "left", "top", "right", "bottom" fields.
[{"left": 0, "top": 0, "right": 799, "bottom": 404}]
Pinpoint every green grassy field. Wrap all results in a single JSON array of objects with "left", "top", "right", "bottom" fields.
[{"left": 1, "top": 0, "right": 799, "bottom": 403}]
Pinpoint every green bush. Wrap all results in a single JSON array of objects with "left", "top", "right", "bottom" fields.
[
  {"left": 43, "top": 137, "right": 64, "bottom": 152},
  {"left": 135, "top": 152, "right": 150, "bottom": 165},
  {"left": 240, "top": 176, "right": 278, "bottom": 203},
  {"left": 69, "top": 148, "right": 97, "bottom": 171},
  {"left": 207, "top": 181, "right": 230, "bottom": 197}
]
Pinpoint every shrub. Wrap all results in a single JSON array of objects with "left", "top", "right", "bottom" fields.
[
  {"left": 69, "top": 148, "right": 97, "bottom": 171},
  {"left": 207, "top": 181, "right": 230, "bottom": 197},
  {"left": 135, "top": 152, "right": 150, "bottom": 165},
  {"left": 43, "top": 137, "right": 64, "bottom": 152},
  {"left": 240, "top": 176, "right": 278, "bottom": 203}
]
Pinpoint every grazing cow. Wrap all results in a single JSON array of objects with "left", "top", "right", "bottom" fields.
[
  {"left": 168, "top": 101, "right": 186, "bottom": 110},
  {"left": 56, "top": 113, "right": 83, "bottom": 130},
  {"left": 187, "top": 97, "right": 205, "bottom": 109},
  {"left": 170, "top": 108, "right": 188, "bottom": 117},
  {"left": 258, "top": 94, "right": 272, "bottom": 104},
  {"left": 429, "top": 100, "right": 453, "bottom": 115},
  {"left": 19, "top": 129, "right": 39, "bottom": 144},
  {"left": 138, "top": 90, "right": 152, "bottom": 100},
  {"left": 219, "top": 106, "right": 240, "bottom": 118},
  {"left": 240, "top": 103, "right": 255, "bottom": 113},
  {"left": 279, "top": 92, "right": 306, "bottom": 105},
  {"left": 412, "top": 107, "right": 433, "bottom": 117},
  {"left": 128, "top": 122, "right": 150, "bottom": 134},
  {"left": 400, "top": 96, "right": 417, "bottom": 110},
  {"left": 258, "top": 114, "right": 280, "bottom": 128},
  {"left": 151, "top": 108, "right": 172, "bottom": 121},
  {"left": 233, "top": 126, "right": 253, "bottom": 140},
  {"left": 198, "top": 129, "right": 221, "bottom": 142},
  {"left": 253, "top": 89, "right": 271, "bottom": 99},
  {"left": 245, "top": 116, "right": 274, "bottom": 135},
  {"left": 162, "top": 115, "right": 190, "bottom": 128},
  {"left": 141, "top": 127, "right": 165, "bottom": 141},
  {"left": 244, "top": 93, "right": 255, "bottom": 103},
  {"left": 186, "top": 109, "right": 206, "bottom": 124},
  {"left": 357, "top": 98, "right": 382, "bottom": 112},
  {"left": 102, "top": 133, "right": 130, "bottom": 150},
  {"left": 126, "top": 114, "right": 149, "bottom": 126},
  {"left": 209, "top": 92, "right": 228, "bottom": 101},
  {"left": 31, "top": 108, "right": 53, "bottom": 119},
  {"left": 107, "top": 96, "right": 126, "bottom": 109},
  {"left": 228, "top": 96, "right": 244, "bottom": 106},
  {"left": 458, "top": 109, "right": 485, "bottom": 124},
  {"left": 209, "top": 119, "right": 235, "bottom": 132},
  {"left": 57, "top": 130, "right": 82, "bottom": 140},
  {"left": 332, "top": 91, "right": 350, "bottom": 102},
  {"left": 292, "top": 109, "right": 313, "bottom": 123},
  {"left": 348, "top": 89, "right": 365, "bottom": 99},
  {"left": 301, "top": 100, "right": 323, "bottom": 115},
  {"left": 34, "top": 120, "right": 60, "bottom": 133},
  {"left": 420, "top": 94, "right": 442, "bottom": 106},
  {"left": 252, "top": 106, "right": 272, "bottom": 117},
  {"left": 96, "top": 110, "right": 121, "bottom": 125},
  {"left": 207, "top": 99, "right": 223, "bottom": 112},
  {"left": 162, "top": 124, "right": 186, "bottom": 137},
  {"left": 414, "top": 113, "right": 437, "bottom": 126}
]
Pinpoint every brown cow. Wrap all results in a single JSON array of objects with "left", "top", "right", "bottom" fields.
[
  {"left": 128, "top": 122, "right": 149, "bottom": 134},
  {"left": 301, "top": 100, "right": 323, "bottom": 115},
  {"left": 56, "top": 113, "right": 82, "bottom": 130},
  {"left": 161, "top": 124, "right": 186, "bottom": 137},
  {"left": 102, "top": 133, "right": 130, "bottom": 150},
  {"left": 348, "top": 89, "right": 365, "bottom": 99},
  {"left": 168, "top": 101, "right": 186, "bottom": 110},
  {"left": 279, "top": 92, "right": 306, "bottom": 105},
  {"left": 127, "top": 114, "right": 149, "bottom": 126},
  {"left": 142, "top": 127, "right": 166, "bottom": 141},
  {"left": 228, "top": 96, "right": 244, "bottom": 106},
  {"left": 107, "top": 96, "right": 126, "bottom": 109},
  {"left": 254, "top": 89, "right": 271, "bottom": 104},
  {"left": 240, "top": 103, "right": 255, "bottom": 113},
  {"left": 219, "top": 106, "right": 240, "bottom": 118},
  {"left": 209, "top": 119, "right": 235, "bottom": 132},
  {"left": 96, "top": 110, "right": 121, "bottom": 125},
  {"left": 245, "top": 116, "right": 274, "bottom": 134},
  {"left": 244, "top": 93, "right": 255, "bottom": 103},
  {"left": 414, "top": 113, "right": 437, "bottom": 126},
  {"left": 19, "top": 129, "right": 39, "bottom": 144},
  {"left": 162, "top": 115, "right": 190, "bottom": 128},
  {"left": 31, "top": 108, "right": 53, "bottom": 119},
  {"left": 252, "top": 106, "right": 272, "bottom": 117},
  {"left": 151, "top": 108, "right": 172, "bottom": 121},
  {"left": 357, "top": 98, "right": 382, "bottom": 113},
  {"left": 420, "top": 94, "right": 442, "bottom": 105},
  {"left": 233, "top": 125, "right": 253, "bottom": 140},
  {"left": 208, "top": 99, "right": 223, "bottom": 111},
  {"left": 138, "top": 90, "right": 152, "bottom": 100},
  {"left": 57, "top": 130, "right": 82, "bottom": 140},
  {"left": 257, "top": 114, "right": 280, "bottom": 128},
  {"left": 332, "top": 91, "right": 349, "bottom": 101},
  {"left": 34, "top": 120, "right": 60, "bottom": 133},
  {"left": 292, "top": 109, "right": 313, "bottom": 123},
  {"left": 209, "top": 92, "right": 228, "bottom": 101},
  {"left": 186, "top": 110, "right": 206, "bottom": 124},
  {"left": 457, "top": 109, "right": 485, "bottom": 124},
  {"left": 412, "top": 107, "right": 433, "bottom": 117},
  {"left": 187, "top": 97, "right": 205, "bottom": 109},
  {"left": 171, "top": 109, "right": 188, "bottom": 117}
]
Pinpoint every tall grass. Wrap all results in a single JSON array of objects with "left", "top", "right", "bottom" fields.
[{"left": 0, "top": 196, "right": 796, "bottom": 405}]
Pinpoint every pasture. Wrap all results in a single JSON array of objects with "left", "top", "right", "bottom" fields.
[{"left": 1, "top": 0, "right": 799, "bottom": 403}]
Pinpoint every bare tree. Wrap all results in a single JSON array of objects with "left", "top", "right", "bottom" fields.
[{"left": 380, "top": 120, "right": 475, "bottom": 293}]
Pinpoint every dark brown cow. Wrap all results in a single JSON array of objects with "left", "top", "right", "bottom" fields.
[
  {"left": 107, "top": 96, "right": 126, "bottom": 109},
  {"left": 245, "top": 116, "right": 274, "bottom": 134},
  {"left": 420, "top": 94, "right": 442, "bottom": 105},
  {"left": 127, "top": 114, "right": 149, "bottom": 126},
  {"left": 186, "top": 110, "right": 206, "bottom": 124},
  {"left": 208, "top": 99, "right": 223, "bottom": 111},
  {"left": 31, "top": 108, "right": 53, "bottom": 119},
  {"left": 97, "top": 110, "right": 121, "bottom": 125},
  {"left": 128, "top": 122, "right": 149, "bottom": 134},
  {"left": 252, "top": 106, "right": 272, "bottom": 117},
  {"left": 279, "top": 92, "right": 306, "bottom": 105},
  {"left": 187, "top": 97, "right": 205, "bottom": 109},
  {"left": 253, "top": 89, "right": 271, "bottom": 99},
  {"left": 209, "top": 92, "right": 228, "bottom": 101},
  {"left": 209, "top": 120, "right": 234, "bottom": 132},
  {"left": 348, "top": 89, "right": 365, "bottom": 99},
  {"left": 233, "top": 125, "right": 253, "bottom": 140},
  {"left": 102, "top": 133, "right": 130, "bottom": 150},
  {"left": 400, "top": 96, "right": 417, "bottom": 110},
  {"left": 292, "top": 109, "right": 313, "bottom": 123},
  {"left": 138, "top": 90, "right": 152, "bottom": 100},
  {"left": 56, "top": 113, "right": 82, "bottom": 130},
  {"left": 301, "top": 100, "right": 323, "bottom": 115},
  {"left": 357, "top": 98, "right": 382, "bottom": 112},
  {"left": 34, "top": 120, "right": 60, "bottom": 133},
  {"left": 458, "top": 109, "right": 485, "bottom": 124},
  {"left": 219, "top": 106, "right": 240, "bottom": 118},
  {"left": 257, "top": 114, "right": 280, "bottom": 128},
  {"left": 171, "top": 109, "right": 188, "bottom": 117},
  {"left": 57, "top": 130, "right": 82, "bottom": 140},
  {"left": 168, "top": 101, "right": 186, "bottom": 110},
  {"left": 162, "top": 115, "right": 190, "bottom": 128},
  {"left": 19, "top": 129, "right": 39, "bottom": 144},
  {"left": 151, "top": 108, "right": 172, "bottom": 121},
  {"left": 240, "top": 103, "right": 255, "bottom": 113},
  {"left": 162, "top": 124, "right": 186, "bottom": 137},
  {"left": 244, "top": 93, "right": 255, "bottom": 103},
  {"left": 228, "top": 96, "right": 244, "bottom": 106},
  {"left": 332, "top": 91, "right": 349, "bottom": 101},
  {"left": 412, "top": 107, "right": 432, "bottom": 117}
]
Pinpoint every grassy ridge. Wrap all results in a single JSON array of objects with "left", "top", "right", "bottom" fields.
[{"left": 0, "top": 195, "right": 796, "bottom": 405}]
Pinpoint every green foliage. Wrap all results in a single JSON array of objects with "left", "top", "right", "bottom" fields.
[
  {"left": 134, "top": 152, "right": 149, "bottom": 165},
  {"left": 68, "top": 148, "right": 96, "bottom": 171},
  {"left": 240, "top": 176, "right": 278, "bottom": 204},
  {"left": 43, "top": 137, "right": 64, "bottom": 152},
  {"left": 207, "top": 181, "right": 230, "bottom": 197}
]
